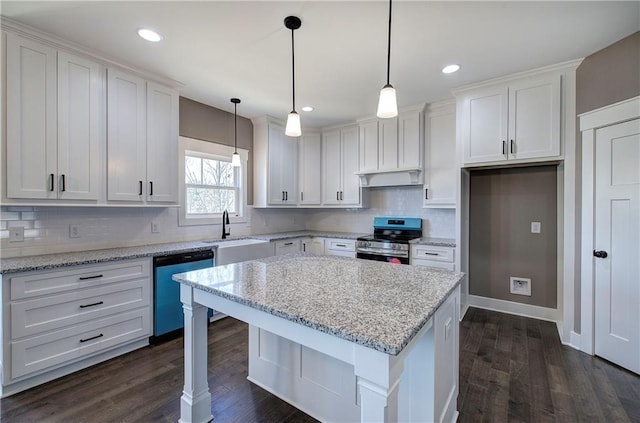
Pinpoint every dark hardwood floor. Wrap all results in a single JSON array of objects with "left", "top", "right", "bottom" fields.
[{"left": 1, "top": 308, "right": 638, "bottom": 422}]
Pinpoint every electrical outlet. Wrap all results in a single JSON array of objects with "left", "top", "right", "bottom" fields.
[
  {"left": 9, "top": 227, "right": 24, "bottom": 242},
  {"left": 151, "top": 221, "right": 160, "bottom": 233},
  {"left": 69, "top": 224, "right": 80, "bottom": 238},
  {"left": 531, "top": 221, "right": 541, "bottom": 234}
]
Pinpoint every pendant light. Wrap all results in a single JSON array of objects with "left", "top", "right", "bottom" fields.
[
  {"left": 231, "top": 98, "right": 241, "bottom": 167},
  {"left": 377, "top": 0, "right": 398, "bottom": 118},
  {"left": 284, "top": 16, "right": 302, "bottom": 137}
]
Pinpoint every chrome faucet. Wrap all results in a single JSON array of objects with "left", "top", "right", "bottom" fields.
[{"left": 221, "top": 210, "right": 230, "bottom": 239}]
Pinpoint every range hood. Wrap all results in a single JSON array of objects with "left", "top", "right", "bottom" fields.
[{"left": 355, "top": 168, "right": 423, "bottom": 187}]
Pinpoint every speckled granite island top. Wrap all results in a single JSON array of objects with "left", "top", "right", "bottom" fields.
[{"left": 173, "top": 253, "right": 464, "bottom": 355}]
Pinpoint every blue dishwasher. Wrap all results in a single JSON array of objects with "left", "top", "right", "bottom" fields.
[{"left": 152, "top": 249, "right": 214, "bottom": 342}]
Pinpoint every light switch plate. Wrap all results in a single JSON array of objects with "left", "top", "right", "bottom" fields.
[{"left": 531, "top": 221, "right": 541, "bottom": 234}]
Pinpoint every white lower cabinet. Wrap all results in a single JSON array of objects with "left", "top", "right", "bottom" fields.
[
  {"left": 1, "top": 259, "right": 152, "bottom": 396},
  {"left": 273, "top": 239, "right": 301, "bottom": 255},
  {"left": 324, "top": 239, "right": 356, "bottom": 258},
  {"left": 411, "top": 245, "right": 456, "bottom": 271},
  {"left": 301, "top": 237, "right": 325, "bottom": 255}
]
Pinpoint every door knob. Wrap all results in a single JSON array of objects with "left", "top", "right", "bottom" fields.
[{"left": 593, "top": 250, "right": 608, "bottom": 259}]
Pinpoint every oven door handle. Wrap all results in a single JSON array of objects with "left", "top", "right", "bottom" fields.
[{"left": 356, "top": 248, "right": 408, "bottom": 258}]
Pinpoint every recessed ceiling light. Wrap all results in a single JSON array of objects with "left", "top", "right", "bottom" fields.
[
  {"left": 301, "top": 106, "right": 314, "bottom": 112},
  {"left": 137, "top": 28, "right": 162, "bottom": 42},
  {"left": 442, "top": 64, "right": 461, "bottom": 74}
]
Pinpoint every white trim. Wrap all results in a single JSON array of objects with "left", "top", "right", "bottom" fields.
[
  {"left": 578, "top": 96, "right": 640, "bottom": 355},
  {"left": 467, "top": 294, "right": 561, "bottom": 323},
  {"left": 579, "top": 96, "right": 640, "bottom": 131},
  {"left": 567, "top": 331, "right": 582, "bottom": 350},
  {"left": 178, "top": 136, "right": 248, "bottom": 227}
]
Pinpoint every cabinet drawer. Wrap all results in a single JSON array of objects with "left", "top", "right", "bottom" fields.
[
  {"left": 11, "top": 308, "right": 150, "bottom": 379},
  {"left": 326, "top": 239, "right": 355, "bottom": 252},
  {"left": 11, "top": 279, "right": 150, "bottom": 339},
  {"left": 411, "top": 245, "right": 454, "bottom": 262},
  {"left": 10, "top": 259, "right": 151, "bottom": 300},
  {"left": 412, "top": 259, "right": 455, "bottom": 271}
]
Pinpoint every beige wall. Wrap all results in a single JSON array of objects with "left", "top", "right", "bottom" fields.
[
  {"left": 577, "top": 31, "right": 640, "bottom": 115},
  {"left": 469, "top": 165, "right": 558, "bottom": 308},
  {"left": 179, "top": 97, "right": 254, "bottom": 205}
]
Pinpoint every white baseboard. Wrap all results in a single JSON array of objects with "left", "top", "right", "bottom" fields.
[
  {"left": 460, "top": 301, "right": 470, "bottom": 322},
  {"left": 566, "top": 330, "right": 582, "bottom": 350},
  {"left": 467, "top": 294, "right": 561, "bottom": 323}
]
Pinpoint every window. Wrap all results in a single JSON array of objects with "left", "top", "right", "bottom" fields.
[
  {"left": 179, "top": 136, "right": 248, "bottom": 226},
  {"left": 185, "top": 154, "right": 239, "bottom": 215}
]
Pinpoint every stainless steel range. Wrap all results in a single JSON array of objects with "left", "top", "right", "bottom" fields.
[{"left": 356, "top": 217, "right": 423, "bottom": 264}]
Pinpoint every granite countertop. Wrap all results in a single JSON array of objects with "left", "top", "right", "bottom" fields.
[
  {"left": 410, "top": 237, "right": 456, "bottom": 247},
  {"left": 173, "top": 253, "right": 464, "bottom": 356},
  {"left": 251, "top": 230, "right": 368, "bottom": 241}
]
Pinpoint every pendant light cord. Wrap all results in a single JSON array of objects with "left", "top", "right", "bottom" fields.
[
  {"left": 386, "top": 0, "right": 392, "bottom": 85},
  {"left": 234, "top": 102, "right": 238, "bottom": 153},
  {"left": 291, "top": 28, "right": 296, "bottom": 112}
]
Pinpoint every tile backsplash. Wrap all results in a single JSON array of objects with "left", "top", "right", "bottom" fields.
[{"left": 1, "top": 186, "right": 455, "bottom": 258}]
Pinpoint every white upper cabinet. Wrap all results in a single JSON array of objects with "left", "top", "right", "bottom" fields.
[
  {"left": 322, "top": 125, "right": 361, "bottom": 206},
  {"left": 424, "top": 101, "right": 456, "bottom": 208},
  {"left": 355, "top": 105, "right": 424, "bottom": 187},
  {"left": 6, "top": 33, "right": 102, "bottom": 201},
  {"left": 461, "top": 73, "right": 561, "bottom": 166},
  {"left": 253, "top": 116, "right": 298, "bottom": 207},
  {"left": 299, "top": 133, "right": 321, "bottom": 205},
  {"left": 398, "top": 109, "right": 422, "bottom": 169},
  {"left": 146, "top": 82, "right": 179, "bottom": 203},
  {"left": 378, "top": 118, "right": 398, "bottom": 171},
  {"left": 107, "top": 68, "right": 147, "bottom": 202},
  {"left": 358, "top": 119, "right": 378, "bottom": 172},
  {"left": 107, "top": 70, "right": 178, "bottom": 203}
]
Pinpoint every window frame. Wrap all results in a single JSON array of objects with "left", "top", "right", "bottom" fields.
[{"left": 178, "top": 136, "right": 248, "bottom": 227}]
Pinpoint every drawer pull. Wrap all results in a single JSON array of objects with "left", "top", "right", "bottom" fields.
[
  {"left": 336, "top": 244, "right": 347, "bottom": 248},
  {"left": 424, "top": 252, "right": 439, "bottom": 256},
  {"left": 79, "top": 301, "right": 104, "bottom": 309},
  {"left": 79, "top": 274, "right": 104, "bottom": 281},
  {"left": 283, "top": 242, "right": 294, "bottom": 246},
  {"left": 79, "top": 333, "right": 104, "bottom": 343}
]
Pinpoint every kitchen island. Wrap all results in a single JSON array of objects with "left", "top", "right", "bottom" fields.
[{"left": 173, "top": 254, "right": 464, "bottom": 423}]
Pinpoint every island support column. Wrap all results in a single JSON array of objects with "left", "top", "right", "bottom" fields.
[
  {"left": 354, "top": 346, "right": 404, "bottom": 422},
  {"left": 179, "top": 285, "right": 213, "bottom": 423}
]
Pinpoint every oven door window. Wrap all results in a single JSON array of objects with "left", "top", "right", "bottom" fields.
[{"left": 356, "top": 252, "right": 409, "bottom": 265}]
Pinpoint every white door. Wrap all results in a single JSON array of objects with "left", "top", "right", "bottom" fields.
[
  {"left": 594, "top": 118, "right": 640, "bottom": 374},
  {"left": 340, "top": 126, "right": 360, "bottom": 205},
  {"left": 299, "top": 133, "right": 321, "bottom": 205},
  {"left": 322, "top": 130, "right": 342, "bottom": 205},
  {"left": 267, "top": 123, "right": 285, "bottom": 205},
  {"left": 462, "top": 86, "right": 508, "bottom": 165}
]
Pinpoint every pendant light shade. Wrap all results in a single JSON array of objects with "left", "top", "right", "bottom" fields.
[
  {"left": 285, "top": 110, "right": 301, "bottom": 137},
  {"left": 377, "top": 0, "right": 398, "bottom": 118},
  {"left": 284, "top": 16, "right": 302, "bottom": 137},
  {"left": 231, "top": 98, "right": 241, "bottom": 167}
]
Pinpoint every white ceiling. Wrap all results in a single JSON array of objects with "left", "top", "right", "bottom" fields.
[{"left": 1, "top": 1, "right": 638, "bottom": 128}]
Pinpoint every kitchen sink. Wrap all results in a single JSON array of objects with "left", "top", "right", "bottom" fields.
[{"left": 213, "top": 238, "right": 272, "bottom": 265}]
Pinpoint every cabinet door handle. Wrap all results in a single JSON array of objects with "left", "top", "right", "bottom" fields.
[
  {"left": 285, "top": 191, "right": 288, "bottom": 201},
  {"left": 282, "top": 191, "right": 285, "bottom": 201},
  {"left": 149, "top": 181, "right": 153, "bottom": 196},
  {"left": 593, "top": 250, "right": 608, "bottom": 259},
  {"left": 510, "top": 139, "right": 515, "bottom": 154},
  {"left": 502, "top": 140, "right": 506, "bottom": 156},
  {"left": 303, "top": 244, "right": 306, "bottom": 252},
  {"left": 425, "top": 188, "right": 429, "bottom": 200},
  {"left": 79, "top": 300, "right": 104, "bottom": 309},
  {"left": 139, "top": 181, "right": 143, "bottom": 196},
  {"left": 301, "top": 192, "right": 304, "bottom": 201},
  {"left": 340, "top": 191, "right": 344, "bottom": 200},
  {"left": 50, "top": 174, "right": 55, "bottom": 192},
  {"left": 79, "top": 333, "right": 104, "bottom": 343},
  {"left": 60, "top": 174, "right": 66, "bottom": 192},
  {"left": 337, "top": 191, "right": 340, "bottom": 201},
  {"left": 79, "top": 274, "right": 104, "bottom": 281}
]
